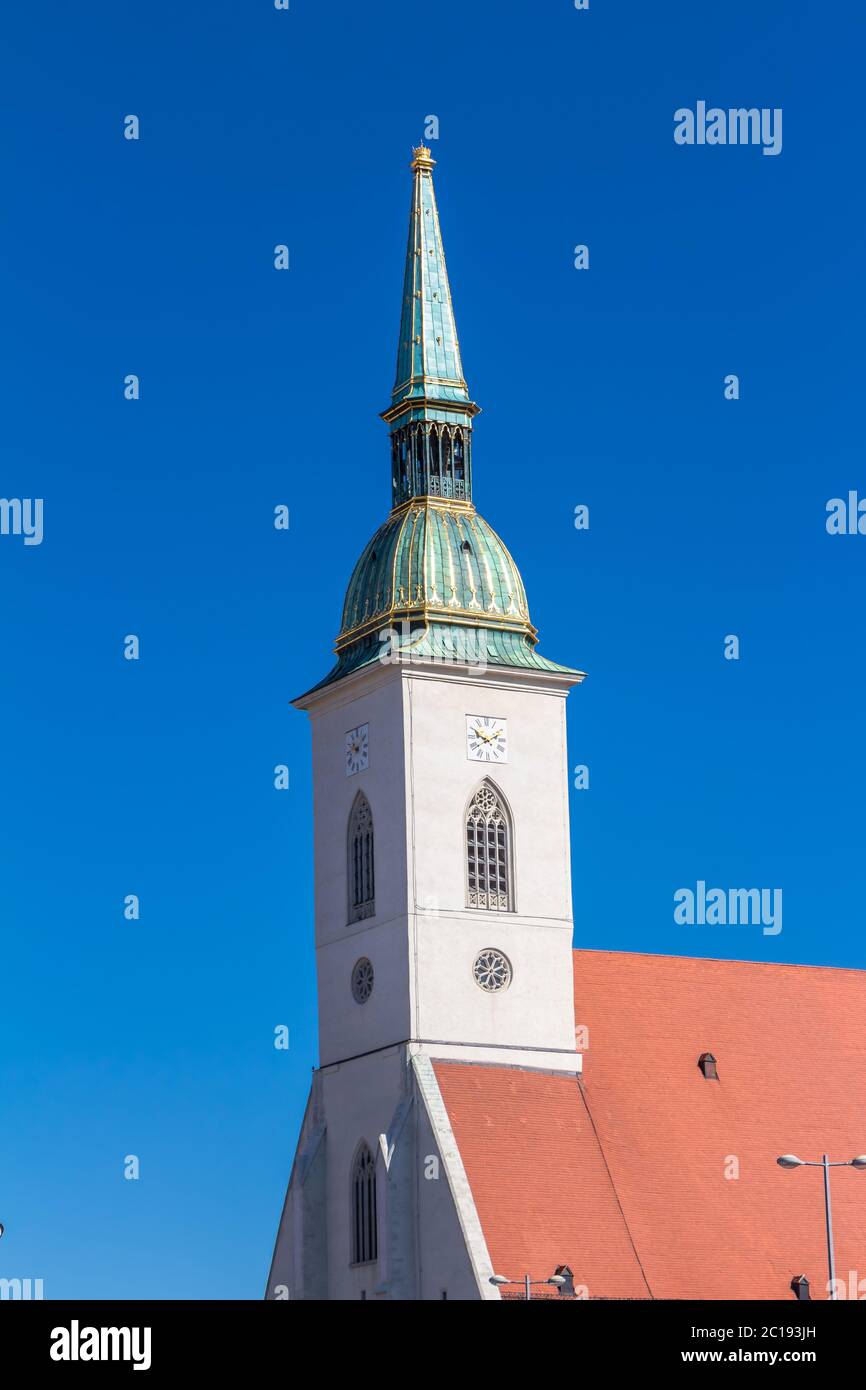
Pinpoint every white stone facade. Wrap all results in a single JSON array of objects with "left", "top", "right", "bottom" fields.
[{"left": 267, "top": 655, "right": 582, "bottom": 1300}]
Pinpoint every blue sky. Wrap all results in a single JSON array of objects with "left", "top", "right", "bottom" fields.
[{"left": 1, "top": 1, "right": 863, "bottom": 1299}]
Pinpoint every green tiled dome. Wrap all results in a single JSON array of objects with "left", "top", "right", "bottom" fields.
[
  {"left": 307, "top": 497, "right": 583, "bottom": 692},
  {"left": 338, "top": 502, "right": 530, "bottom": 644}
]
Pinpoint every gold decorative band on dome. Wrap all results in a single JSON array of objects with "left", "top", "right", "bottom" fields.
[
  {"left": 334, "top": 607, "right": 538, "bottom": 655},
  {"left": 388, "top": 494, "right": 476, "bottom": 520}
]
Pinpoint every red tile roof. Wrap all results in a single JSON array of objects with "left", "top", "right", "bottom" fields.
[
  {"left": 434, "top": 950, "right": 866, "bottom": 1300},
  {"left": 434, "top": 1062, "right": 650, "bottom": 1299}
]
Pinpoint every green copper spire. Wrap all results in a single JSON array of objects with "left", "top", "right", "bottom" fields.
[
  {"left": 382, "top": 146, "right": 480, "bottom": 508},
  {"left": 390, "top": 145, "right": 474, "bottom": 412}
]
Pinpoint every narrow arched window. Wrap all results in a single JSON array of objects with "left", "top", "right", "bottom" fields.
[
  {"left": 453, "top": 431, "right": 465, "bottom": 481},
  {"left": 348, "top": 792, "right": 375, "bottom": 923},
  {"left": 399, "top": 434, "right": 410, "bottom": 499},
  {"left": 412, "top": 423, "right": 426, "bottom": 493},
  {"left": 429, "top": 425, "right": 441, "bottom": 494},
  {"left": 466, "top": 782, "right": 512, "bottom": 911},
  {"left": 351, "top": 1142, "right": 378, "bottom": 1265},
  {"left": 442, "top": 430, "right": 453, "bottom": 485}
]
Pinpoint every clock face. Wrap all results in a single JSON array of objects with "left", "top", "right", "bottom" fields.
[
  {"left": 466, "top": 714, "right": 508, "bottom": 763},
  {"left": 345, "top": 723, "right": 369, "bottom": 776}
]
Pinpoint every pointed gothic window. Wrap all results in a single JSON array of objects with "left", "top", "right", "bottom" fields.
[
  {"left": 348, "top": 792, "right": 375, "bottom": 923},
  {"left": 466, "top": 782, "right": 513, "bottom": 911},
  {"left": 351, "top": 1142, "right": 378, "bottom": 1265}
]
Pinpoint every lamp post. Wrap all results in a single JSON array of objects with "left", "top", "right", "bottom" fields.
[
  {"left": 489, "top": 1272, "right": 566, "bottom": 1300},
  {"left": 777, "top": 1153, "right": 866, "bottom": 1299}
]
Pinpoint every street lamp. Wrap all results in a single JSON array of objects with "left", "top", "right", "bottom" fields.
[
  {"left": 776, "top": 1153, "right": 866, "bottom": 1299},
  {"left": 489, "top": 1272, "right": 566, "bottom": 1300}
]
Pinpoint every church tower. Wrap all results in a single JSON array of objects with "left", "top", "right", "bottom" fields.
[{"left": 268, "top": 147, "right": 585, "bottom": 1301}]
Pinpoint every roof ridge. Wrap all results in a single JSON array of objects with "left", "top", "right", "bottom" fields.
[{"left": 572, "top": 946, "right": 866, "bottom": 975}]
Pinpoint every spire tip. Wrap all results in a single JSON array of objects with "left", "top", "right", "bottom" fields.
[{"left": 411, "top": 144, "right": 436, "bottom": 171}]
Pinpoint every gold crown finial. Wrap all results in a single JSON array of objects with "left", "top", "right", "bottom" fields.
[{"left": 411, "top": 143, "right": 436, "bottom": 171}]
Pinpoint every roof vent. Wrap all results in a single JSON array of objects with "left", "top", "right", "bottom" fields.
[
  {"left": 554, "top": 1265, "right": 575, "bottom": 1297},
  {"left": 791, "top": 1275, "right": 811, "bottom": 1301},
  {"left": 461, "top": 540, "right": 472, "bottom": 552},
  {"left": 698, "top": 1052, "right": 718, "bottom": 1080}
]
